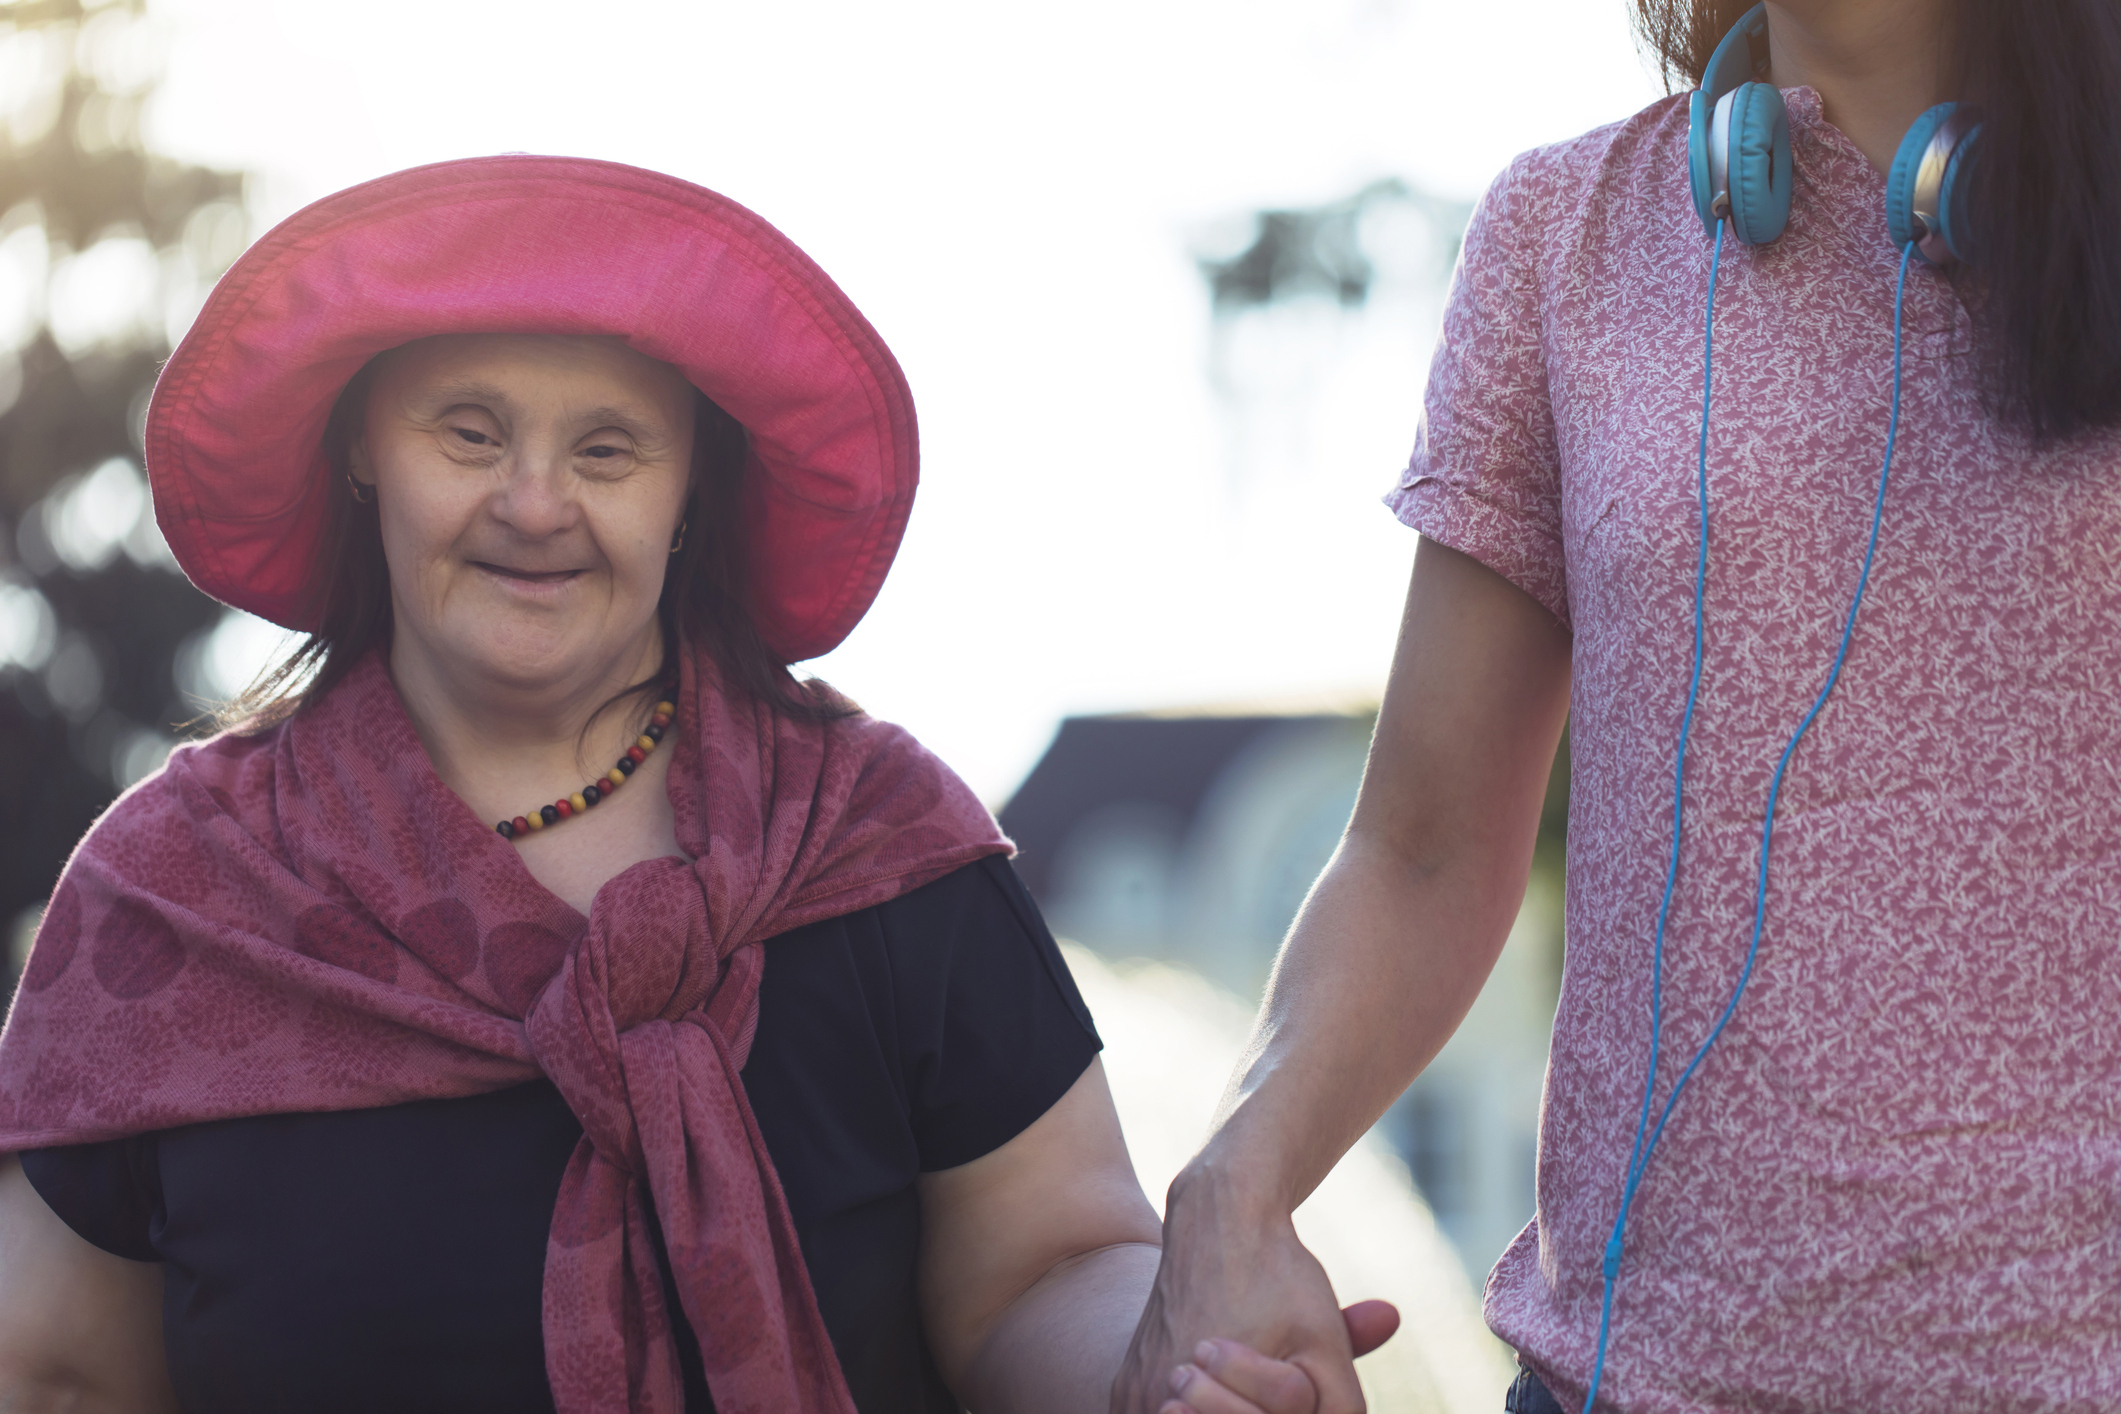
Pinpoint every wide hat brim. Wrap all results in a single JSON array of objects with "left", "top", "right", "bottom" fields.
[{"left": 146, "top": 155, "right": 917, "bottom": 662}]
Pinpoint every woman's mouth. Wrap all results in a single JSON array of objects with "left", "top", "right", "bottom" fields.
[{"left": 474, "top": 562, "right": 584, "bottom": 587}]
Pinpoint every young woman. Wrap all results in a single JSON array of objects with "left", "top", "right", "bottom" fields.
[
  {"left": 1120, "top": 1, "right": 2121, "bottom": 1411},
  {"left": 0, "top": 156, "right": 1251, "bottom": 1414}
]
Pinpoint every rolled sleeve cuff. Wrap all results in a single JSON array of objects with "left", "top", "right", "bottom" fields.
[{"left": 1385, "top": 474, "right": 1570, "bottom": 629}]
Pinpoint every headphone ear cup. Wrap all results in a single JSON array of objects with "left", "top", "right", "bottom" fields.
[
  {"left": 1688, "top": 89, "right": 1719, "bottom": 237},
  {"left": 1886, "top": 104, "right": 1955, "bottom": 249},
  {"left": 1887, "top": 102, "right": 1979, "bottom": 264},
  {"left": 1725, "top": 81, "right": 1791, "bottom": 244},
  {"left": 1933, "top": 126, "right": 1980, "bottom": 264}
]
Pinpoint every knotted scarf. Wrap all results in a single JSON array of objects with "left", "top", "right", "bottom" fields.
[{"left": 0, "top": 642, "right": 1011, "bottom": 1413}]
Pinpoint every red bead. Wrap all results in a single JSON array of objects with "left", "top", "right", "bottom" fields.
[
  {"left": 512, "top": 816, "right": 531, "bottom": 835},
  {"left": 626, "top": 746, "right": 646, "bottom": 764},
  {"left": 554, "top": 800, "right": 572, "bottom": 819},
  {"left": 651, "top": 712, "right": 672, "bottom": 729}
]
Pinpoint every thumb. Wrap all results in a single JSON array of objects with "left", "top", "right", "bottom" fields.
[{"left": 1341, "top": 1299, "right": 1401, "bottom": 1357}]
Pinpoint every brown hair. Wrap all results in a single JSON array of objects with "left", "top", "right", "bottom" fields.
[
  {"left": 223, "top": 358, "right": 848, "bottom": 731},
  {"left": 1631, "top": 0, "right": 2121, "bottom": 440}
]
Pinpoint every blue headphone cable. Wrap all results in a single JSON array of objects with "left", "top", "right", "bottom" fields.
[{"left": 1577, "top": 237, "right": 1917, "bottom": 1414}]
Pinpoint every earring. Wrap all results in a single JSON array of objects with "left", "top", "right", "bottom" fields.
[
  {"left": 346, "top": 470, "right": 373, "bottom": 505},
  {"left": 670, "top": 518, "right": 688, "bottom": 555}
]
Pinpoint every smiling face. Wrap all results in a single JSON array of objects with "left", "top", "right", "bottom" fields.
[{"left": 350, "top": 333, "right": 697, "bottom": 701}]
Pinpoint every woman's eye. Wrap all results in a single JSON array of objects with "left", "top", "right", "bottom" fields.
[
  {"left": 581, "top": 444, "right": 627, "bottom": 460},
  {"left": 452, "top": 427, "right": 496, "bottom": 447}
]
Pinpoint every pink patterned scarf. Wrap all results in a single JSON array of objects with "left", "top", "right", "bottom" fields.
[{"left": 0, "top": 643, "right": 1011, "bottom": 1412}]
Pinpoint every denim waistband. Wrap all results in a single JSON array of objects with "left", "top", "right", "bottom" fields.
[{"left": 1504, "top": 1365, "right": 1568, "bottom": 1414}]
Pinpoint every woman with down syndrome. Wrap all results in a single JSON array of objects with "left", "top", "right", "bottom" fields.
[{"left": 0, "top": 158, "right": 1391, "bottom": 1414}]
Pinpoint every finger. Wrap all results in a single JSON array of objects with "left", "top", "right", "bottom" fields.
[
  {"left": 1286, "top": 1350, "right": 1367, "bottom": 1414},
  {"left": 1187, "top": 1339, "right": 1315, "bottom": 1414},
  {"left": 1168, "top": 1364, "right": 1307, "bottom": 1414},
  {"left": 1191, "top": 1339, "right": 1317, "bottom": 1414},
  {"left": 1341, "top": 1300, "right": 1401, "bottom": 1358}
]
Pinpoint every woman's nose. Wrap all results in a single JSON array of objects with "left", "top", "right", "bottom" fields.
[{"left": 486, "top": 445, "right": 580, "bottom": 536}]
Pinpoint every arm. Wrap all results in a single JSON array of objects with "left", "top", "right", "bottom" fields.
[
  {"left": 921, "top": 1060, "right": 1381, "bottom": 1414},
  {"left": 918, "top": 1057, "right": 1164, "bottom": 1414},
  {"left": 0, "top": 1153, "right": 180, "bottom": 1413},
  {"left": 1115, "top": 536, "right": 1572, "bottom": 1414},
  {"left": 909, "top": 852, "right": 1328, "bottom": 1414}
]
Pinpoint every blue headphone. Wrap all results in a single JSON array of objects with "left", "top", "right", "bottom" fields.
[
  {"left": 1579, "top": 9, "right": 1982, "bottom": 1411},
  {"left": 1687, "top": 2, "right": 1980, "bottom": 262}
]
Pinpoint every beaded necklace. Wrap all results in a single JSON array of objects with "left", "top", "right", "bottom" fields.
[{"left": 494, "top": 690, "right": 677, "bottom": 840}]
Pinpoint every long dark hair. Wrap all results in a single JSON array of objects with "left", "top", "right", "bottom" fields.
[
  {"left": 223, "top": 358, "right": 847, "bottom": 731},
  {"left": 1632, "top": 0, "right": 2121, "bottom": 440}
]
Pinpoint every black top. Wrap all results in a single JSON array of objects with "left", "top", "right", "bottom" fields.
[{"left": 21, "top": 855, "right": 1100, "bottom": 1414}]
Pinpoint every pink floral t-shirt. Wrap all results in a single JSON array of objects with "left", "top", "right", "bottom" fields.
[{"left": 1389, "top": 88, "right": 2121, "bottom": 1413}]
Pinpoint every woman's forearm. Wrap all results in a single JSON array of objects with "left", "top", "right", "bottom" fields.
[
  {"left": 956, "top": 1240, "right": 1162, "bottom": 1413},
  {"left": 1112, "top": 542, "right": 1571, "bottom": 1414},
  {"left": 1185, "top": 824, "right": 1531, "bottom": 1219},
  {"left": 1189, "top": 540, "right": 1571, "bottom": 1221},
  {"left": 1111, "top": 836, "right": 1522, "bottom": 1414}
]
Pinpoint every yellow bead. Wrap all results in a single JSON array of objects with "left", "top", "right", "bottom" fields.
[
  {"left": 570, "top": 793, "right": 587, "bottom": 813},
  {"left": 637, "top": 735, "right": 656, "bottom": 752},
  {"left": 607, "top": 768, "right": 625, "bottom": 787},
  {"left": 525, "top": 811, "right": 545, "bottom": 830},
  {"left": 654, "top": 701, "right": 676, "bottom": 718}
]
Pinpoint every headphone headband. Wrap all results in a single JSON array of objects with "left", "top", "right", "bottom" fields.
[{"left": 1699, "top": 2, "right": 1770, "bottom": 107}]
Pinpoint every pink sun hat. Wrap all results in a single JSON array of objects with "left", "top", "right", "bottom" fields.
[{"left": 144, "top": 155, "right": 917, "bottom": 663}]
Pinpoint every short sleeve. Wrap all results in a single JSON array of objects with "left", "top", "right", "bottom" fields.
[
  {"left": 1386, "top": 150, "right": 1570, "bottom": 626},
  {"left": 17, "top": 1137, "right": 161, "bottom": 1262},
  {"left": 877, "top": 855, "right": 1102, "bottom": 1172}
]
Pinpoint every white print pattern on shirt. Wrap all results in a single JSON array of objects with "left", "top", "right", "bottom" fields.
[{"left": 1389, "top": 85, "right": 2121, "bottom": 1414}]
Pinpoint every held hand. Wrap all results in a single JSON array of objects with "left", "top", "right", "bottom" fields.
[
  {"left": 1110, "top": 1164, "right": 1397, "bottom": 1414},
  {"left": 1159, "top": 1305, "right": 1402, "bottom": 1414}
]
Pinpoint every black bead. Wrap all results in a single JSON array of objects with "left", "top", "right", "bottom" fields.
[
  {"left": 617, "top": 756, "right": 637, "bottom": 775},
  {"left": 495, "top": 820, "right": 514, "bottom": 839},
  {"left": 583, "top": 783, "right": 601, "bottom": 805},
  {"left": 644, "top": 723, "right": 664, "bottom": 742},
  {"left": 540, "top": 804, "right": 558, "bottom": 825}
]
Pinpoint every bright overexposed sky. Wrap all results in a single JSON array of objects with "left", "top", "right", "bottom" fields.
[{"left": 143, "top": 0, "right": 1664, "bottom": 802}]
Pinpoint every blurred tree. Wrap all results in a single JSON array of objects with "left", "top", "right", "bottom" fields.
[
  {"left": 1194, "top": 176, "right": 1568, "bottom": 913},
  {"left": 0, "top": 0, "right": 247, "bottom": 1002},
  {"left": 1193, "top": 179, "right": 1476, "bottom": 493},
  {"left": 1196, "top": 178, "right": 1471, "bottom": 314}
]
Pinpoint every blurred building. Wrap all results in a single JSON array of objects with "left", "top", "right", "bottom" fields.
[{"left": 1002, "top": 703, "right": 1564, "bottom": 1290}]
